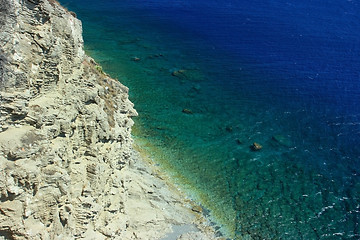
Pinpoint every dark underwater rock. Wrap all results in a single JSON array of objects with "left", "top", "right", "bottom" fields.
[
  {"left": 171, "top": 69, "right": 204, "bottom": 81},
  {"left": 182, "top": 108, "right": 193, "bottom": 114},
  {"left": 251, "top": 142, "right": 262, "bottom": 151},
  {"left": 225, "top": 126, "right": 233, "bottom": 132},
  {"left": 172, "top": 69, "right": 187, "bottom": 78}
]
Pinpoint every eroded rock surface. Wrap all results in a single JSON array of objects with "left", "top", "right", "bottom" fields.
[{"left": 0, "top": 0, "right": 219, "bottom": 239}]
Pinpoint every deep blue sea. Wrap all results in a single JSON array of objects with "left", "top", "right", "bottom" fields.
[{"left": 60, "top": 0, "right": 360, "bottom": 238}]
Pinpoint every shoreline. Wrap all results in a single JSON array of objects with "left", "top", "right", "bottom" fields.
[
  {"left": 131, "top": 123, "right": 237, "bottom": 239},
  {"left": 131, "top": 129, "right": 233, "bottom": 239},
  {"left": 128, "top": 140, "right": 223, "bottom": 239}
]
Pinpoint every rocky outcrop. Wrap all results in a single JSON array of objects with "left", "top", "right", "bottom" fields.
[{"left": 0, "top": 0, "right": 218, "bottom": 239}]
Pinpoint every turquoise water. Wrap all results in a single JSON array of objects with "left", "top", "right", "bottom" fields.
[{"left": 60, "top": 1, "right": 360, "bottom": 239}]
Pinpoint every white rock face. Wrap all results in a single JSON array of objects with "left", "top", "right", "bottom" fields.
[{"left": 0, "top": 0, "right": 220, "bottom": 239}]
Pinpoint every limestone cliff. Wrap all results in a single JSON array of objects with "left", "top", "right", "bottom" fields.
[
  {"left": 0, "top": 0, "right": 220, "bottom": 239},
  {"left": 0, "top": 0, "right": 139, "bottom": 238}
]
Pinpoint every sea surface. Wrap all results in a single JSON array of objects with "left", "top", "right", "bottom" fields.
[{"left": 60, "top": 0, "right": 360, "bottom": 239}]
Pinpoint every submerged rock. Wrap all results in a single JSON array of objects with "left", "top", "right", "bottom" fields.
[
  {"left": 251, "top": 142, "right": 263, "bottom": 151},
  {"left": 172, "top": 69, "right": 187, "bottom": 78},
  {"left": 148, "top": 53, "right": 164, "bottom": 59},
  {"left": 225, "top": 126, "right": 233, "bottom": 132},
  {"left": 131, "top": 56, "right": 141, "bottom": 61},
  {"left": 182, "top": 108, "right": 193, "bottom": 114},
  {"left": 171, "top": 69, "right": 205, "bottom": 81}
]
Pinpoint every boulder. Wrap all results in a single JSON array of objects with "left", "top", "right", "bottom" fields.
[{"left": 251, "top": 142, "right": 262, "bottom": 151}]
